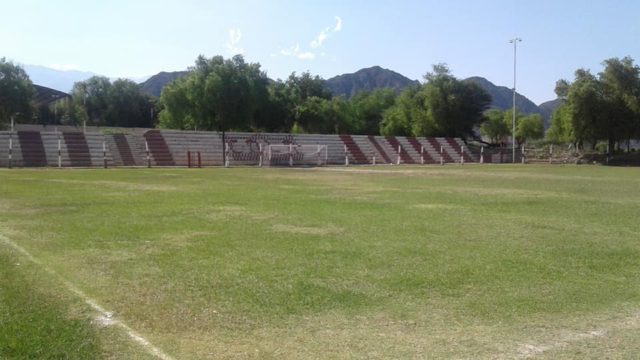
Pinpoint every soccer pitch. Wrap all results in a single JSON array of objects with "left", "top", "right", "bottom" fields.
[{"left": 1, "top": 165, "right": 640, "bottom": 359}]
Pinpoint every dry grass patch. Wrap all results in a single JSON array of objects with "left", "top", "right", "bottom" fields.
[
  {"left": 46, "top": 179, "right": 179, "bottom": 192},
  {"left": 205, "top": 205, "right": 274, "bottom": 221},
  {"left": 271, "top": 223, "right": 344, "bottom": 236}
]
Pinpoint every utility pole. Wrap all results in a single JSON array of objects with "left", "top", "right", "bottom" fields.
[{"left": 509, "top": 37, "right": 522, "bottom": 163}]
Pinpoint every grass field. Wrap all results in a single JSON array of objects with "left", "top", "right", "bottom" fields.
[{"left": 1, "top": 165, "right": 640, "bottom": 359}]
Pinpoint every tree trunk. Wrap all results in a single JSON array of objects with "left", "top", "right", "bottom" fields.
[{"left": 608, "top": 137, "right": 615, "bottom": 156}]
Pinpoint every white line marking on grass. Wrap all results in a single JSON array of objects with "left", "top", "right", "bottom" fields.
[{"left": 0, "top": 234, "right": 175, "bottom": 360}]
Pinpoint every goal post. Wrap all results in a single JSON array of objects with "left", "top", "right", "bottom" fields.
[{"left": 266, "top": 144, "right": 328, "bottom": 167}]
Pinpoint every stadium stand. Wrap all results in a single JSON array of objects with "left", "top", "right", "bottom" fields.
[
  {"left": 17, "top": 131, "right": 48, "bottom": 167},
  {"left": 0, "top": 125, "right": 518, "bottom": 168}
]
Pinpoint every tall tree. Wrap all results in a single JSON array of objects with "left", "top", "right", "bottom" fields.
[
  {"left": 546, "top": 104, "right": 574, "bottom": 144},
  {"left": 71, "top": 76, "right": 112, "bottom": 126},
  {"left": 516, "top": 113, "right": 545, "bottom": 144},
  {"left": 599, "top": 57, "right": 640, "bottom": 150},
  {"left": 566, "top": 69, "right": 604, "bottom": 147},
  {"left": 71, "top": 77, "right": 155, "bottom": 127},
  {"left": 380, "top": 86, "right": 420, "bottom": 136},
  {"left": 480, "top": 109, "right": 510, "bottom": 144},
  {"left": 159, "top": 55, "right": 269, "bottom": 132},
  {"left": 350, "top": 89, "right": 397, "bottom": 134},
  {"left": 420, "top": 64, "right": 491, "bottom": 138},
  {"left": 554, "top": 57, "right": 640, "bottom": 151},
  {"left": 382, "top": 64, "right": 490, "bottom": 138},
  {"left": 0, "top": 58, "right": 35, "bottom": 128}
]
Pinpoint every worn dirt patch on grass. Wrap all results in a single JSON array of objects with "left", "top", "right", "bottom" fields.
[
  {"left": 271, "top": 223, "right": 344, "bottom": 236},
  {"left": 412, "top": 203, "right": 462, "bottom": 210},
  {"left": 206, "top": 205, "right": 274, "bottom": 221},
  {"left": 435, "top": 185, "right": 566, "bottom": 198},
  {"left": 47, "top": 179, "right": 178, "bottom": 192}
]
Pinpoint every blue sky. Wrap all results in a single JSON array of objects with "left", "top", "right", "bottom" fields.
[{"left": 1, "top": 0, "right": 639, "bottom": 104}]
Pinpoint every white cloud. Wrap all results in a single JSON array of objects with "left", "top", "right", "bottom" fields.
[
  {"left": 334, "top": 16, "right": 342, "bottom": 32},
  {"left": 280, "top": 44, "right": 300, "bottom": 57},
  {"left": 297, "top": 52, "right": 316, "bottom": 60},
  {"left": 310, "top": 31, "right": 328, "bottom": 49},
  {"left": 279, "top": 16, "right": 342, "bottom": 61},
  {"left": 310, "top": 16, "right": 342, "bottom": 49},
  {"left": 280, "top": 44, "right": 315, "bottom": 60},
  {"left": 226, "top": 27, "right": 244, "bottom": 55}
]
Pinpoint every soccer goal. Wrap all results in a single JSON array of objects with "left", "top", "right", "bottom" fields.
[{"left": 266, "top": 144, "right": 328, "bottom": 167}]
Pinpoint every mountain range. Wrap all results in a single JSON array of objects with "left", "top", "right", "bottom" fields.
[
  {"left": 325, "top": 66, "right": 420, "bottom": 97},
  {"left": 25, "top": 64, "right": 560, "bottom": 127}
]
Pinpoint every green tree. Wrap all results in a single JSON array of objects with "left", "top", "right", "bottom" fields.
[
  {"left": 285, "top": 71, "right": 331, "bottom": 103},
  {"left": 516, "top": 113, "right": 544, "bottom": 144},
  {"left": 159, "top": 55, "right": 269, "bottom": 132},
  {"left": 599, "top": 57, "right": 640, "bottom": 150},
  {"left": 546, "top": 104, "right": 574, "bottom": 144},
  {"left": 0, "top": 58, "right": 35, "bottom": 128},
  {"left": 554, "top": 57, "right": 640, "bottom": 151},
  {"left": 108, "top": 79, "right": 156, "bottom": 127},
  {"left": 71, "top": 77, "right": 155, "bottom": 127},
  {"left": 379, "top": 87, "right": 420, "bottom": 136},
  {"left": 480, "top": 109, "right": 509, "bottom": 144},
  {"left": 349, "top": 89, "right": 396, "bottom": 134},
  {"left": 71, "top": 76, "right": 112, "bottom": 126},
  {"left": 566, "top": 69, "right": 605, "bottom": 147},
  {"left": 258, "top": 80, "right": 293, "bottom": 132},
  {"left": 419, "top": 64, "right": 491, "bottom": 138},
  {"left": 554, "top": 79, "right": 570, "bottom": 100}
]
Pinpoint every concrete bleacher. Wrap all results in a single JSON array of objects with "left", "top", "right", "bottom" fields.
[
  {"left": 0, "top": 132, "right": 13, "bottom": 167},
  {"left": 0, "top": 126, "right": 503, "bottom": 168},
  {"left": 166, "top": 130, "right": 223, "bottom": 167},
  {"left": 105, "top": 134, "right": 144, "bottom": 166}
]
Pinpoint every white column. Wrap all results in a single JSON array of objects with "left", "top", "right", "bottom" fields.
[
  {"left": 58, "top": 137, "right": 62, "bottom": 168},
  {"left": 289, "top": 143, "right": 293, "bottom": 167},
  {"left": 344, "top": 145, "right": 349, "bottom": 166},
  {"left": 145, "top": 140, "right": 150, "bottom": 168}
]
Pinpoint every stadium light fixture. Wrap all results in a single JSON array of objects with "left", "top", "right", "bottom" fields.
[{"left": 509, "top": 37, "right": 522, "bottom": 163}]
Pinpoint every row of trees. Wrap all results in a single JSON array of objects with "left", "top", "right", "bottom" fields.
[
  {"left": 159, "top": 56, "right": 492, "bottom": 138},
  {"left": 36, "top": 77, "right": 157, "bottom": 128},
  {"left": 480, "top": 109, "right": 544, "bottom": 145},
  {"left": 0, "top": 58, "right": 157, "bottom": 129},
  {"left": 0, "top": 55, "right": 512, "bottom": 141},
  {"left": 69, "top": 77, "right": 156, "bottom": 128},
  {"left": 0, "top": 58, "right": 36, "bottom": 126},
  {"left": 6, "top": 53, "right": 635, "bottom": 148},
  {"left": 547, "top": 57, "right": 640, "bottom": 151}
]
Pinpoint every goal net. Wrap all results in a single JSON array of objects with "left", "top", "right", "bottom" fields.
[{"left": 266, "top": 144, "right": 328, "bottom": 167}]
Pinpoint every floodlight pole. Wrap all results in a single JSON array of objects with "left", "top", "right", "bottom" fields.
[{"left": 509, "top": 37, "right": 522, "bottom": 163}]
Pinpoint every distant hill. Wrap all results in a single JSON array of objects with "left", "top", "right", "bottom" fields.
[
  {"left": 325, "top": 66, "right": 419, "bottom": 97},
  {"left": 139, "top": 71, "right": 189, "bottom": 97},
  {"left": 464, "top": 76, "right": 541, "bottom": 115},
  {"left": 538, "top": 98, "right": 564, "bottom": 128},
  {"left": 23, "top": 64, "right": 97, "bottom": 93}
]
